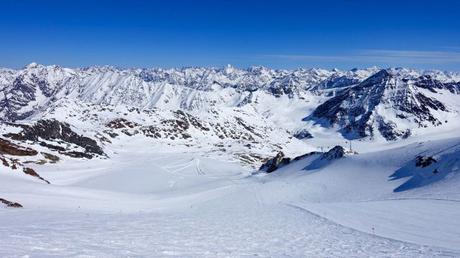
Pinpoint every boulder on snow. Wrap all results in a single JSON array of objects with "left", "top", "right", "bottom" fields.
[{"left": 259, "top": 152, "right": 291, "bottom": 173}]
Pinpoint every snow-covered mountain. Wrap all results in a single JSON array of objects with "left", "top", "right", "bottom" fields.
[
  {"left": 2, "top": 64, "right": 460, "bottom": 256},
  {"left": 1, "top": 63, "right": 460, "bottom": 173},
  {"left": 1, "top": 64, "right": 459, "bottom": 143},
  {"left": 305, "top": 69, "right": 460, "bottom": 140},
  {"left": 0, "top": 63, "right": 376, "bottom": 121}
]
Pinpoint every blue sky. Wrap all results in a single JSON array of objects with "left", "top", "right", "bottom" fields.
[{"left": 1, "top": 0, "right": 459, "bottom": 70}]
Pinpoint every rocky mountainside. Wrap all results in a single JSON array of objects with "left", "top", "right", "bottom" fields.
[
  {"left": 305, "top": 69, "right": 460, "bottom": 140},
  {"left": 0, "top": 63, "right": 380, "bottom": 121}
]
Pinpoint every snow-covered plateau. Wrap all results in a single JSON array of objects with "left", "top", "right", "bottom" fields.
[{"left": 1, "top": 64, "right": 460, "bottom": 257}]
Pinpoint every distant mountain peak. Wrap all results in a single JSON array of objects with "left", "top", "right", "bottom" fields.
[{"left": 24, "top": 62, "right": 39, "bottom": 69}]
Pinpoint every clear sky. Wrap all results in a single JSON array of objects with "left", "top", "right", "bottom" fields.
[{"left": 1, "top": 0, "right": 459, "bottom": 70}]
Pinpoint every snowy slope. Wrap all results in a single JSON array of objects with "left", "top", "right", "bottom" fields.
[{"left": 1, "top": 136, "right": 460, "bottom": 256}]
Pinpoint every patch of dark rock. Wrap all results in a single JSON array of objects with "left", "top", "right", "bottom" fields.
[
  {"left": 140, "top": 126, "right": 161, "bottom": 138},
  {"left": 0, "top": 155, "right": 21, "bottom": 169},
  {"left": 175, "top": 110, "right": 210, "bottom": 131},
  {"left": 23, "top": 167, "right": 50, "bottom": 184},
  {"left": 62, "top": 151, "right": 93, "bottom": 159},
  {"left": 415, "top": 93, "right": 446, "bottom": 112},
  {"left": 0, "top": 156, "right": 9, "bottom": 167},
  {"left": 415, "top": 156, "right": 437, "bottom": 168},
  {"left": 121, "top": 129, "right": 139, "bottom": 136},
  {"left": 235, "top": 117, "right": 262, "bottom": 138},
  {"left": 39, "top": 141, "right": 66, "bottom": 152},
  {"left": 293, "top": 151, "right": 321, "bottom": 161},
  {"left": 320, "top": 146, "right": 345, "bottom": 160},
  {"left": 106, "top": 118, "right": 140, "bottom": 129},
  {"left": 236, "top": 153, "right": 264, "bottom": 165},
  {"left": 377, "top": 119, "right": 411, "bottom": 141},
  {"left": 104, "top": 130, "right": 119, "bottom": 138},
  {"left": 414, "top": 75, "right": 445, "bottom": 93},
  {"left": 0, "top": 138, "right": 38, "bottom": 156},
  {"left": 259, "top": 152, "right": 291, "bottom": 173},
  {"left": 0, "top": 198, "right": 23, "bottom": 208},
  {"left": 303, "top": 146, "right": 346, "bottom": 170},
  {"left": 293, "top": 129, "right": 313, "bottom": 139},
  {"left": 5, "top": 119, "right": 104, "bottom": 157}
]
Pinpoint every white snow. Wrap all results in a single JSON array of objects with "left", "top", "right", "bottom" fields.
[{"left": 1, "top": 136, "right": 460, "bottom": 257}]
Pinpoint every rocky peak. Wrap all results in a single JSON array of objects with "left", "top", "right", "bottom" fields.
[{"left": 305, "top": 69, "right": 454, "bottom": 140}]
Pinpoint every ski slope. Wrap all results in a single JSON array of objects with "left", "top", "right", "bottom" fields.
[{"left": 1, "top": 136, "right": 460, "bottom": 257}]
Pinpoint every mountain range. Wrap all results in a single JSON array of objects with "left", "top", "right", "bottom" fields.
[
  {"left": 1, "top": 63, "right": 460, "bottom": 174},
  {"left": 2, "top": 64, "right": 460, "bottom": 256},
  {"left": 2, "top": 64, "right": 459, "bottom": 136}
]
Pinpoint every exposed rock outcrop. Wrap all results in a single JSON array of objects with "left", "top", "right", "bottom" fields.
[
  {"left": 23, "top": 167, "right": 50, "bottom": 184},
  {"left": 258, "top": 150, "right": 323, "bottom": 173},
  {"left": 304, "top": 146, "right": 346, "bottom": 170},
  {"left": 415, "top": 155, "right": 437, "bottom": 168},
  {"left": 5, "top": 119, "right": 104, "bottom": 158},
  {"left": 259, "top": 152, "right": 291, "bottom": 173},
  {"left": 0, "top": 198, "right": 23, "bottom": 208},
  {"left": 293, "top": 129, "right": 313, "bottom": 140},
  {"left": 320, "top": 146, "right": 346, "bottom": 160},
  {"left": 0, "top": 138, "right": 38, "bottom": 156}
]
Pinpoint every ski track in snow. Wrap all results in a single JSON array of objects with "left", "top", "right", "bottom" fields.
[{"left": 1, "top": 199, "right": 458, "bottom": 257}]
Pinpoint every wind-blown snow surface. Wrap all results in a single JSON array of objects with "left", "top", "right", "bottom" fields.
[{"left": 1, "top": 136, "right": 460, "bottom": 257}]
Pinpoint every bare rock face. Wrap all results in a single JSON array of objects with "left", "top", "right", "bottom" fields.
[
  {"left": 321, "top": 146, "right": 346, "bottom": 160},
  {"left": 0, "top": 138, "right": 38, "bottom": 156},
  {"left": 305, "top": 69, "right": 455, "bottom": 141},
  {"left": 259, "top": 152, "right": 291, "bottom": 173},
  {"left": 0, "top": 198, "right": 23, "bottom": 208}
]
